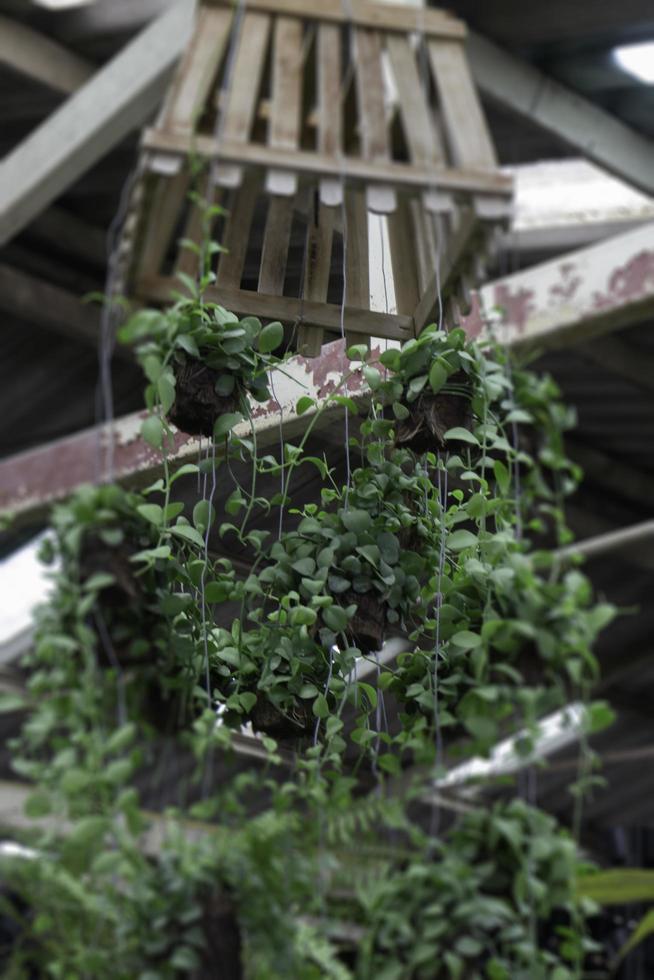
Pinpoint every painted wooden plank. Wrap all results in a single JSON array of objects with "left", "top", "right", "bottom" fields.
[
  {"left": 354, "top": 28, "right": 395, "bottom": 213},
  {"left": 297, "top": 202, "right": 336, "bottom": 355},
  {"left": 215, "top": 10, "right": 271, "bottom": 188},
  {"left": 317, "top": 22, "right": 343, "bottom": 208},
  {"left": 144, "top": 128, "right": 514, "bottom": 196},
  {"left": 410, "top": 199, "right": 439, "bottom": 295},
  {"left": 140, "top": 278, "right": 412, "bottom": 340},
  {"left": 266, "top": 15, "right": 304, "bottom": 196},
  {"left": 387, "top": 197, "right": 420, "bottom": 316},
  {"left": 159, "top": 6, "right": 233, "bottom": 136},
  {"left": 428, "top": 38, "right": 496, "bottom": 169},
  {"left": 385, "top": 33, "right": 454, "bottom": 214},
  {"left": 258, "top": 195, "right": 295, "bottom": 294},
  {"left": 204, "top": 0, "right": 466, "bottom": 38},
  {"left": 385, "top": 34, "right": 443, "bottom": 168},
  {"left": 215, "top": 171, "right": 260, "bottom": 288},
  {"left": 134, "top": 170, "right": 189, "bottom": 287},
  {"left": 428, "top": 37, "right": 508, "bottom": 222},
  {"left": 344, "top": 188, "right": 370, "bottom": 346},
  {"left": 413, "top": 206, "right": 478, "bottom": 333}
]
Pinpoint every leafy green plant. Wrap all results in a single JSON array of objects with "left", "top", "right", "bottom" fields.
[
  {"left": 355, "top": 801, "right": 596, "bottom": 980},
  {"left": 118, "top": 294, "right": 284, "bottom": 438}
]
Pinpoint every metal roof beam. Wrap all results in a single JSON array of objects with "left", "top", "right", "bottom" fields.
[
  {"left": 468, "top": 31, "right": 654, "bottom": 196},
  {"left": 0, "top": 0, "right": 195, "bottom": 246}
]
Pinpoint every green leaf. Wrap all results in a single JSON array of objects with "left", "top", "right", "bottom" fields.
[
  {"left": 347, "top": 344, "right": 368, "bottom": 362},
  {"left": 143, "top": 354, "right": 163, "bottom": 383},
  {"left": 444, "top": 427, "right": 479, "bottom": 445},
  {"left": 193, "top": 500, "right": 215, "bottom": 532},
  {"left": 214, "top": 412, "right": 244, "bottom": 439},
  {"left": 204, "top": 581, "right": 230, "bottom": 603},
  {"left": 157, "top": 374, "right": 176, "bottom": 414},
  {"left": 170, "top": 947, "right": 201, "bottom": 971},
  {"left": 296, "top": 395, "right": 315, "bottom": 416},
  {"left": 312, "top": 694, "right": 329, "bottom": 719},
  {"left": 176, "top": 334, "right": 200, "bottom": 358},
  {"left": 340, "top": 508, "right": 372, "bottom": 533},
  {"left": 585, "top": 700, "right": 616, "bottom": 734},
  {"left": 428, "top": 360, "right": 448, "bottom": 393},
  {"left": 322, "top": 605, "right": 351, "bottom": 632},
  {"left": 169, "top": 463, "right": 199, "bottom": 485},
  {"left": 137, "top": 503, "right": 164, "bottom": 526},
  {"left": 258, "top": 320, "right": 284, "bottom": 353},
  {"left": 215, "top": 373, "right": 236, "bottom": 396},
  {"left": 0, "top": 693, "right": 26, "bottom": 713},
  {"left": 24, "top": 789, "right": 51, "bottom": 818},
  {"left": 578, "top": 869, "right": 654, "bottom": 905},
  {"left": 363, "top": 366, "right": 381, "bottom": 390},
  {"left": 141, "top": 415, "right": 164, "bottom": 449},
  {"left": 617, "top": 908, "right": 654, "bottom": 963},
  {"left": 170, "top": 524, "right": 206, "bottom": 549},
  {"left": 450, "top": 630, "right": 482, "bottom": 651},
  {"left": 292, "top": 557, "right": 316, "bottom": 577},
  {"left": 447, "top": 530, "right": 478, "bottom": 551},
  {"left": 493, "top": 459, "right": 510, "bottom": 495}
]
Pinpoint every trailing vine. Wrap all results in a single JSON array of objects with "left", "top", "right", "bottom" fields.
[{"left": 0, "top": 258, "right": 619, "bottom": 977}]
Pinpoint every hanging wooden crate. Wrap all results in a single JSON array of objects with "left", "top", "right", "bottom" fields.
[{"left": 125, "top": 0, "right": 513, "bottom": 355}]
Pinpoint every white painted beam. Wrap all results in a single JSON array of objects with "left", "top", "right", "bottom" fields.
[
  {"left": 0, "top": 0, "right": 195, "bottom": 246},
  {"left": 468, "top": 220, "right": 654, "bottom": 351},
  {"left": 0, "top": 14, "right": 94, "bottom": 95},
  {"left": 468, "top": 32, "right": 654, "bottom": 196}
]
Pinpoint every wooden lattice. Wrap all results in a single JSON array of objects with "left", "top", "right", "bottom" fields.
[{"left": 126, "top": 0, "right": 513, "bottom": 355}]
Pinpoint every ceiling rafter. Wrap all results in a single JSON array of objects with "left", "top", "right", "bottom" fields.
[
  {"left": 468, "top": 31, "right": 654, "bottom": 195},
  {"left": 0, "top": 13, "right": 94, "bottom": 95},
  {"left": 0, "top": 0, "right": 195, "bottom": 247}
]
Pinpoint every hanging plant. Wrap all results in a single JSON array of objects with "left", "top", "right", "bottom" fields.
[
  {"left": 355, "top": 801, "right": 597, "bottom": 980},
  {"left": 118, "top": 294, "right": 284, "bottom": 437}
]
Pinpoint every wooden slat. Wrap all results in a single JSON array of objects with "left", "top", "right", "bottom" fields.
[
  {"left": 354, "top": 28, "right": 395, "bottom": 213},
  {"left": 135, "top": 170, "right": 189, "bottom": 286},
  {"left": 204, "top": 0, "right": 466, "bottom": 38},
  {"left": 141, "top": 277, "right": 413, "bottom": 341},
  {"left": 385, "top": 33, "right": 453, "bottom": 214},
  {"left": 427, "top": 38, "right": 507, "bottom": 220},
  {"left": 215, "top": 171, "right": 260, "bottom": 288},
  {"left": 258, "top": 196, "right": 295, "bottom": 294},
  {"left": 387, "top": 197, "right": 420, "bottom": 316},
  {"left": 215, "top": 11, "right": 271, "bottom": 188},
  {"left": 266, "top": 15, "right": 304, "bottom": 196},
  {"left": 413, "top": 207, "right": 479, "bottom": 333},
  {"left": 317, "top": 22, "right": 343, "bottom": 207},
  {"left": 410, "top": 200, "right": 439, "bottom": 295},
  {"left": 385, "top": 34, "right": 443, "bottom": 168},
  {"left": 297, "top": 202, "right": 335, "bottom": 355},
  {"left": 344, "top": 187, "right": 370, "bottom": 347},
  {"left": 428, "top": 39, "right": 496, "bottom": 169},
  {"left": 144, "top": 129, "right": 514, "bottom": 197},
  {"left": 159, "top": 6, "right": 233, "bottom": 135}
]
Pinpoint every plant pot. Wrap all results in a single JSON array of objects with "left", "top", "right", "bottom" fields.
[
  {"left": 341, "top": 591, "right": 387, "bottom": 653},
  {"left": 395, "top": 372, "right": 473, "bottom": 455},
  {"left": 195, "top": 892, "right": 242, "bottom": 980},
  {"left": 249, "top": 696, "right": 314, "bottom": 739},
  {"left": 169, "top": 356, "right": 238, "bottom": 438}
]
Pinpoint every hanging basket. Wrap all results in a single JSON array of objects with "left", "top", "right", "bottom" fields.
[{"left": 123, "top": 0, "right": 512, "bottom": 357}]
